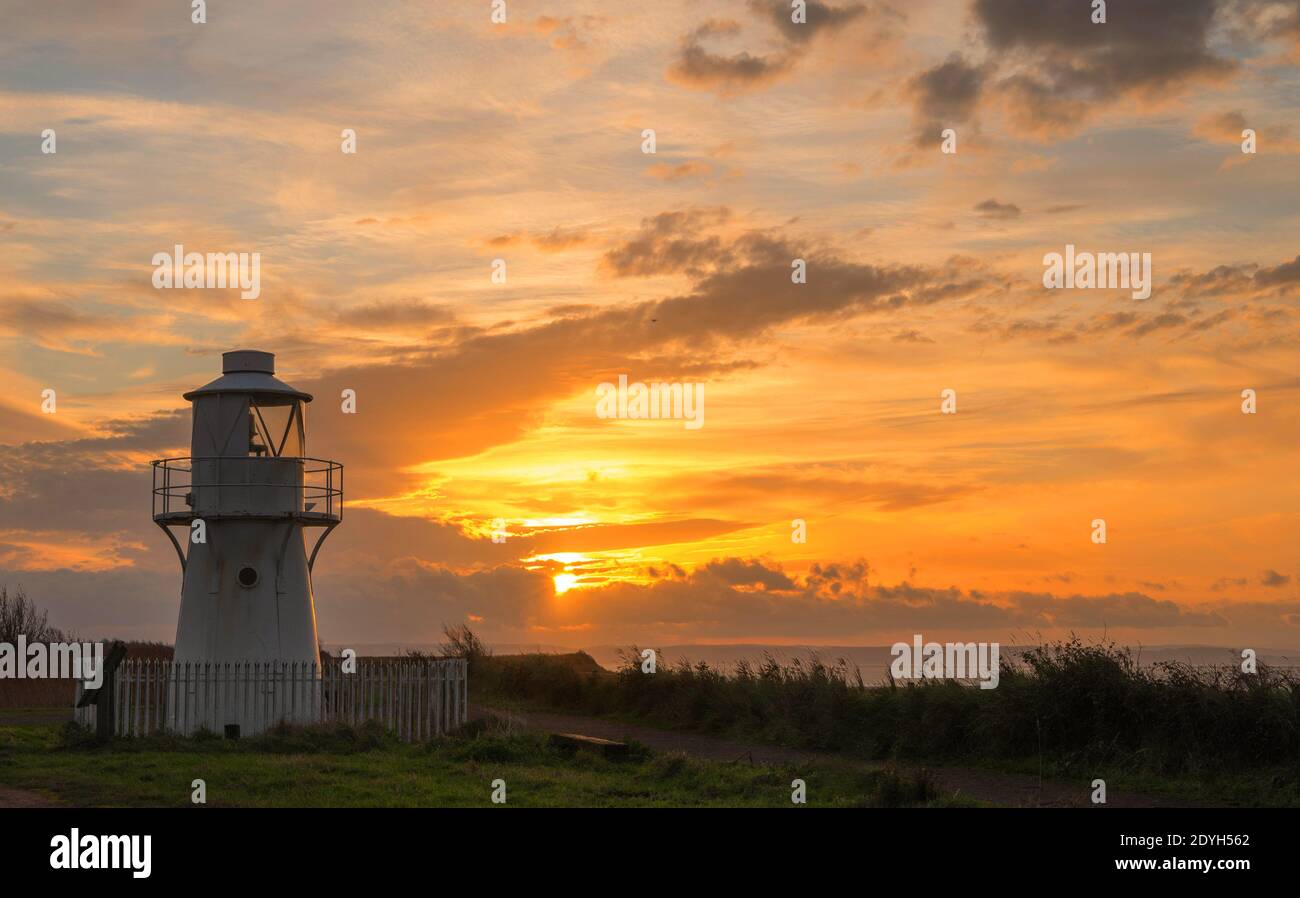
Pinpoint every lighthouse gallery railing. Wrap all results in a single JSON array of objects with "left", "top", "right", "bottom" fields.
[
  {"left": 151, "top": 456, "right": 343, "bottom": 523},
  {"left": 74, "top": 658, "right": 468, "bottom": 741}
]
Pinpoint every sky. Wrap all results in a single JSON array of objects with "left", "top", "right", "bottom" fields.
[{"left": 0, "top": 0, "right": 1298, "bottom": 650}]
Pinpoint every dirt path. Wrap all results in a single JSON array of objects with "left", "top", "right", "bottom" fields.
[
  {"left": 474, "top": 704, "right": 1201, "bottom": 808},
  {"left": 0, "top": 709, "right": 70, "bottom": 727},
  {"left": 0, "top": 785, "right": 59, "bottom": 808}
]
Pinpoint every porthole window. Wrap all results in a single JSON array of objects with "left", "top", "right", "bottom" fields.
[{"left": 237, "top": 565, "right": 259, "bottom": 588}]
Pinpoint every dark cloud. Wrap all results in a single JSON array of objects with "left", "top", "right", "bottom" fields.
[
  {"left": 1169, "top": 253, "right": 1300, "bottom": 301},
  {"left": 596, "top": 210, "right": 991, "bottom": 341},
  {"left": 906, "top": 53, "right": 987, "bottom": 146},
  {"left": 698, "top": 557, "right": 799, "bottom": 590},
  {"left": 630, "top": 239, "right": 985, "bottom": 343},
  {"left": 668, "top": 1, "right": 877, "bottom": 95},
  {"left": 547, "top": 560, "right": 1232, "bottom": 640},
  {"left": 1260, "top": 569, "right": 1292, "bottom": 587},
  {"left": 974, "top": 198, "right": 1021, "bottom": 219},
  {"left": 1170, "top": 262, "right": 1257, "bottom": 297},
  {"left": 0, "top": 411, "right": 187, "bottom": 536},
  {"left": 1254, "top": 254, "right": 1300, "bottom": 288},
  {"left": 1007, "top": 589, "right": 1227, "bottom": 628},
  {"left": 4, "top": 541, "right": 1286, "bottom": 646},
  {"left": 667, "top": 21, "right": 791, "bottom": 95},
  {"left": 1078, "top": 311, "right": 1139, "bottom": 333},
  {"left": 600, "top": 208, "right": 735, "bottom": 277},
  {"left": 1129, "top": 312, "right": 1188, "bottom": 338},
  {"left": 972, "top": 0, "right": 1236, "bottom": 137},
  {"left": 1187, "top": 308, "right": 1235, "bottom": 332},
  {"left": 748, "top": 0, "right": 869, "bottom": 43}
]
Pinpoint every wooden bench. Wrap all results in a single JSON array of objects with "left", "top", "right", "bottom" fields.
[{"left": 548, "top": 732, "right": 629, "bottom": 759}]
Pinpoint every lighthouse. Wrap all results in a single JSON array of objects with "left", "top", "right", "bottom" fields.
[{"left": 151, "top": 350, "right": 342, "bottom": 727}]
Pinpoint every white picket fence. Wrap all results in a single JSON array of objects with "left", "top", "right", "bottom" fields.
[{"left": 74, "top": 658, "right": 468, "bottom": 741}]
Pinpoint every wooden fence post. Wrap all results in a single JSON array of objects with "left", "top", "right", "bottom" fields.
[{"left": 73, "top": 641, "right": 127, "bottom": 742}]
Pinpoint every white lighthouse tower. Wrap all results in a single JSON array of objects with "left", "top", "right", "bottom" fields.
[{"left": 151, "top": 350, "right": 342, "bottom": 731}]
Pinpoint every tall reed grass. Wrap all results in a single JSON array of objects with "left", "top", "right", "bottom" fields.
[{"left": 476, "top": 637, "right": 1300, "bottom": 777}]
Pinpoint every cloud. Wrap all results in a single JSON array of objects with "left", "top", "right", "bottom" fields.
[
  {"left": 973, "top": 0, "right": 1236, "bottom": 138},
  {"left": 687, "top": 468, "right": 975, "bottom": 511},
  {"left": 0, "top": 400, "right": 82, "bottom": 445},
  {"left": 1194, "top": 110, "right": 1299, "bottom": 155},
  {"left": 1260, "top": 569, "right": 1292, "bottom": 587},
  {"left": 644, "top": 160, "right": 714, "bottom": 181},
  {"left": 1195, "top": 109, "right": 1250, "bottom": 141},
  {"left": 333, "top": 299, "right": 456, "bottom": 330},
  {"left": 1254, "top": 255, "right": 1300, "bottom": 289},
  {"left": 698, "top": 557, "right": 799, "bottom": 590},
  {"left": 748, "top": 0, "right": 869, "bottom": 43},
  {"left": 485, "top": 227, "right": 594, "bottom": 253},
  {"left": 532, "top": 15, "right": 607, "bottom": 54},
  {"left": 905, "top": 53, "right": 987, "bottom": 147},
  {"left": 667, "top": 21, "right": 792, "bottom": 95},
  {"left": 974, "top": 198, "right": 1021, "bottom": 219},
  {"left": 534, "top": 559, "right": 1233, "bottom": 642},
  {"left": 0, "top": 411, "right": 187, "bottom": 541},
  {"left": 528, "top": 518, "right": 757, "bottom": 554},
  {"left": 599, "top": 208, "right": 734, "bottom": 277},
  {"left": 0, "top": 208, "right": 1001, "bottom": 539},
  {"left": 1169, "top": 253, "right": 1300, "bottom": 301},
  {"left": 248, "top": 207, "right": 996, "bottom": 502},
  {"left": 1170, "top": 262, "right": 1258, "bottom": 298},
  {"left": 667, "top": 2, "right": 874, "bottom": 96},
  {"left": 1222, "top": 0, "right": 1300, "bottom": 58},
  {"left": 1129, "top": 312, "right": 1189, "bottom": 338},
  {"left": 0, "top": 298, "right": 174, "bottom": 354}
]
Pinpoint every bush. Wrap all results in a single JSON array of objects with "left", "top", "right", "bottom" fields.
[{"left": 475, "top": 636, "right": 1300, "bottom": 779}]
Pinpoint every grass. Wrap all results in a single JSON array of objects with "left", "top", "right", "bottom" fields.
[
  {"left": 469, "top": 638, "right": 1300, "bottom": 805},
  {"left": 0, "top": 718, "right": 961, "bottom": 808}
]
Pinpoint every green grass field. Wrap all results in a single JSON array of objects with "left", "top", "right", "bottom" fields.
[{"left": 0, "top": 716, "right": 966, "bottom": 808}]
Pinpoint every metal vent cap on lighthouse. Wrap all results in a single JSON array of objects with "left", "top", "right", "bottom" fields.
[
  {"left": 222, "top": 349, "right": 276, "bottom": 374},
  {"left": 182, "top": 349, "right": 313, "bottom": 403}
]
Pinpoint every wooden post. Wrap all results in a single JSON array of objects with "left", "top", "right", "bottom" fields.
[{"left": 74, "top": 641, "right": 127, "bottom": 742}]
